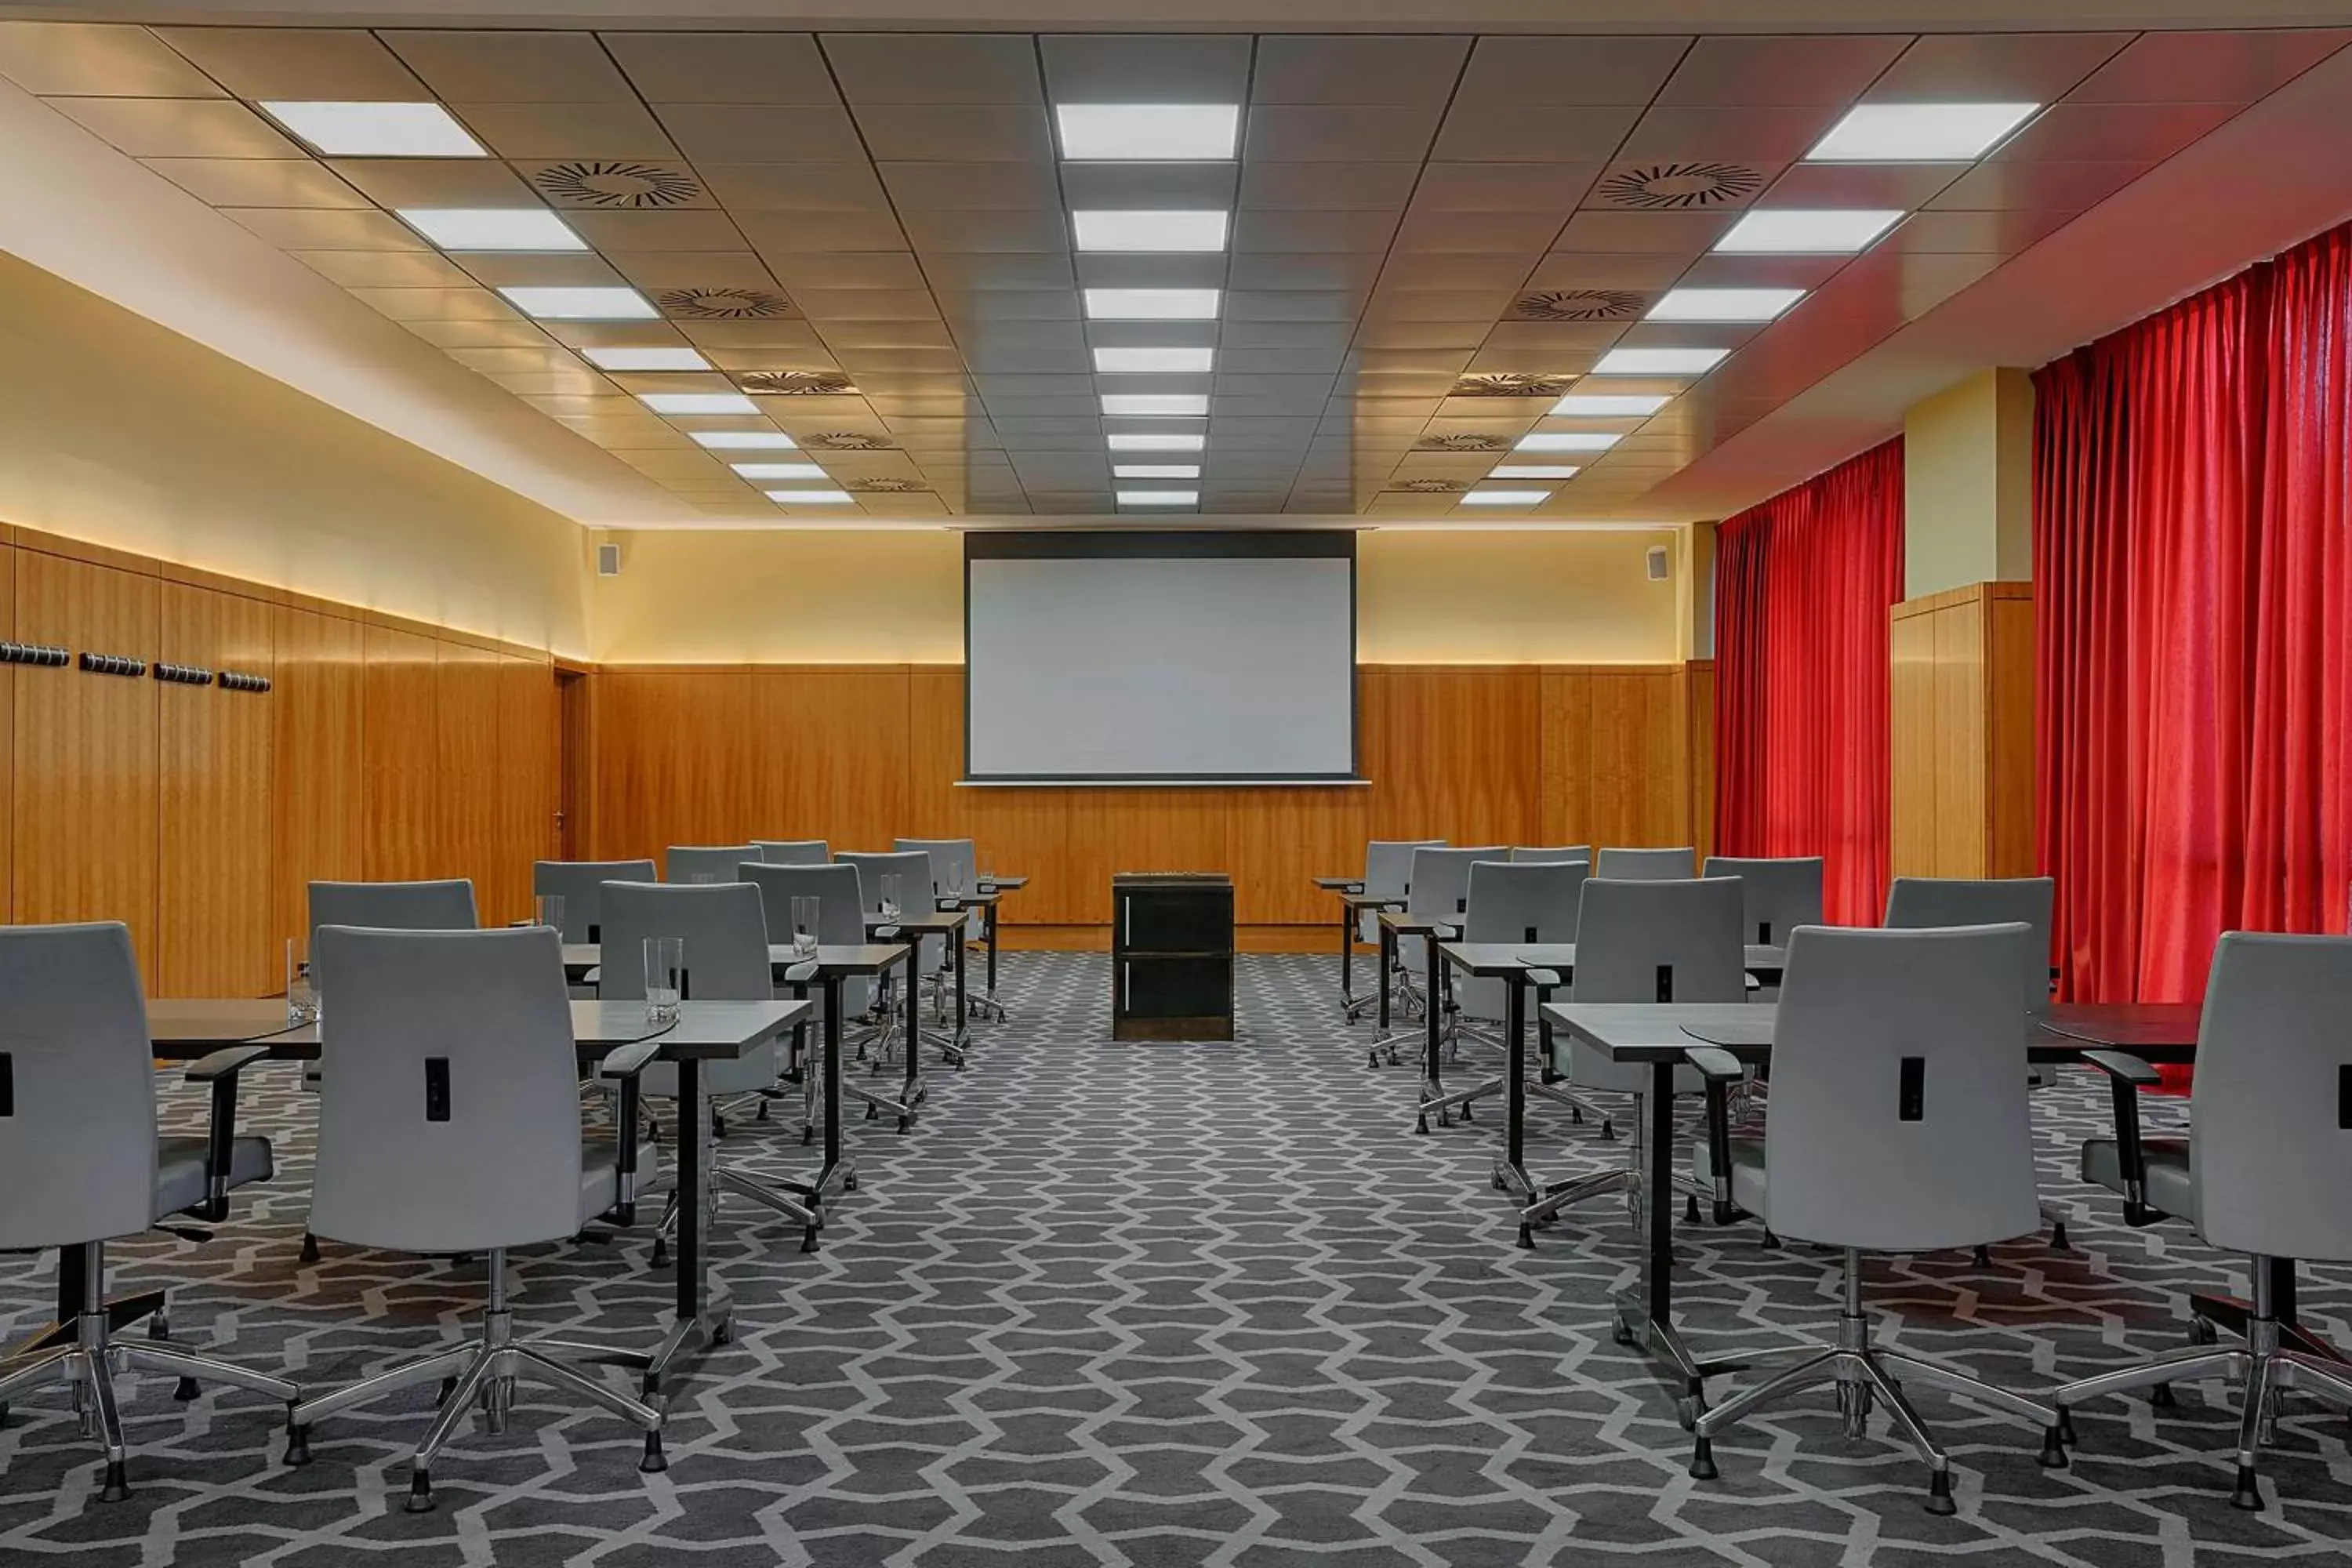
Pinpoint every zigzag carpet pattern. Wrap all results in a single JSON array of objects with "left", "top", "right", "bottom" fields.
[{"left": 3, "top": 952, "right": 2351, "bottom": 1566}]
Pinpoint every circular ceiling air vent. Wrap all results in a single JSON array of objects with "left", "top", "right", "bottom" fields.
[
  {"left": 1592, "top": 162, "right": 1766, "bottom": 210},
  {"left": 845, "top": 477, "right": 930, "bottom": 493},
  {"left": 735, "top": 369, "right": 858, "bottom": 397},
  {"left": 655, "top": 286, "right": 797, "bottom": 321},
  {"left": 528, "top": 160, "right": 703, "bottom": 209},
  {"left": 1412, "top": 434, "right": 1511, "bottom": 452},
  {"left": 801, "top": 432, "right": 898, "bottom": 451},
  {"left": 1450, "top": 372, "right": 1573, "bottom": 397},
  {"left": 1388, "top": 478, "right": 1468, "bottom": 494},
  {"left": 1505, "top": 289, "right": 1646, "bottom": 323}
]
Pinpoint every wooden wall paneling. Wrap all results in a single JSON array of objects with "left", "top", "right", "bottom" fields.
[
  {"left": 590, "top": 672, "right": 779, "bottom": 861},
  {"left": 361, "top": 622, "right": 441, "bottom": 883},
  {"left": 434, "top": 639, "right": 503, "bottom": 910},
  {"left": 1362, "top": 666, "right": 1540, "bottom": 848},
  {"left": 764, "top": 667, "right": 912, "bottom": 855},
  {"left": 1229, "top": 786, "right": 1372, "bottom": 924},
  {"left": 1541, "top": 667, "right": 1685, "bottom": 851},
  {"left": 495, "top": 653, "right": 559, "bottom": 923},
  {"left": 12, "top": 551, "right": 161, "bottom": 987},
  {"left": 1062, "top": 789, "right": 1234, "bottom": 925},
  {"left": 156, "top": 583, "right": 275, "bottom": 996},
  {"left": 273, "top": 605, "right": 365, "bottom": 962},
  {"left": 1987, "top": 588, "right": 2038, "bottom": 878},
  {"left": 1931, "top": 597, "right": 1989, "bottom": 878},
  {"left": 904, "top": 667, "right": 1071, "bottom": 922},
  {"left": 1685, "top": 660, "right": 1717, "bottom": 864},
  {"left": 0, "top": 544, "right": 13, "bottom": 916},
  {"left": 1888, "top": 605, "right": 1940, "bottom": 878}
]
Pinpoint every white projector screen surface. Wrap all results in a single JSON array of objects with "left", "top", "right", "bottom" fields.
[{"left": 964, "top": 535, "right": 1357, "bottom": 782}]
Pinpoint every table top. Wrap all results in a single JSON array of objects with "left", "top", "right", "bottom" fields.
[
  {"left": 1312, "top": 876, "right": 1364, "bottom": 891},
  {"left": 978, "top": 876, "right": 1027, "bottom": 891},
  {"left": 1539, "top": 1000, "right": 2197, "bottom": 1066},
  {"left": 1341, "top": 891, "right": 1405, "bottom": 910},
  {"left": 867, "top": 909, "right": 967, "bottom": 936},
  {"left": 941, "top": 891, "right": 1000, "bottom": 909},
  {"left": 2034, "top": 1002, "right": 2201, "bottom": 1050},
  {"left": 1377, "top": 909, "right": 1450, "bottom": 936},
  {"left": 1441, "top": 942, "right": 1788, "bottom": 978},
  {"left": 149, "top": 998, "right": 809, "bottom": 1062},
  {"left": 796, "top": 942, "right": 913, "bottom": 976},
  {"left": 564, "top": 941, "right": 802, "bottom": 971}
]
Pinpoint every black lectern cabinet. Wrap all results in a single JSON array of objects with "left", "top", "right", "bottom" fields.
[{"left": 1110, "top": 872, "right": 1235, "bottom": 1040}]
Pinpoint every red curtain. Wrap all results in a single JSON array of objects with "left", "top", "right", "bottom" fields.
[
  {"left": 1714, "top": 438, "right": 1905, "bottom": 924},
  {"left": 2036, "top": 222, "right": 2352, "bottom": 1007}
]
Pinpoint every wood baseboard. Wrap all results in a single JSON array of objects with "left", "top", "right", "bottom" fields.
[{"left": 1001, "top": 924, "right": 1332, "bottom": 953}]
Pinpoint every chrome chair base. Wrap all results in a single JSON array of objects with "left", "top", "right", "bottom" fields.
[
  {"left": 1690, "top": 1250, "right": 2064, "bottom": 1515},
  {"left": 285, "top": 1247, "right": 664, "bottom": 1512}
]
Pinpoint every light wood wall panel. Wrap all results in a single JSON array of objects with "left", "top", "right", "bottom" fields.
[
  {"left": 496, "top": 654, "right": 559, "bottom": 924},
  {"left": 12, "top": 552, "right": 160, "bottom": 986},
  {"left": 0, "top": 546, "right": 13, "bottom": 911},
  {"left": 434, "top": 638, "right": 503, "bottom": 911},
  {"left": 361, "top": 624, "right": 441, "bottom": 884},
  {"left": 157, "top": 583, "right": 274, "bottom": 997},
  {"left": 274, "top": 605, "right": 363, "bottom": 963},
  {"left": 1889, "top": 583, "right": 2035, "bottom": 880},
  {"left": 1360, "top": 666, "right": 1541, "bottom": 848},
  {"left": 1540, "top": 666, "right": 1690, "bottom": 851}
]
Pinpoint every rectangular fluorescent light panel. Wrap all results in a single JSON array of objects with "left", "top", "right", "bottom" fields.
[
  {"left": 1073, "top": 210, "right": 1229, "bottom": 252},
  {"left": 1715, "top": 209, "right": 1904, "bottom": 254},
  {"left": 1094, "top": 346, "right": 1214, "bottom": 373},
  {"left": 1806, "top": 103, "right": 2038, "bottom": 162},
  {"left": 1084, "top": 288, "right": 1221, "bottom": 320},
  {"left": 1102, "top": 394, "right": 1210, "bottom": 416},
  {"left": 1646, "top": 288, "right": 1805, "bottom": 323},
  {"left": 397, "top": 207, "right": 585, "bottom": 252},
  {"left": 639, "top": 392, "right": 759, "bottom": 415},
  {"left": 690, "top": 430, "right": 797, "bottom": 449},
  {"left": 1057, "top": 103, "right": 1240, "bottom": 161},
  {"left": 1551, "top": 394, "right": 1671, "bottom": 416},
  {"left": 260, "top": 101, "right": 485, "bottom": 157},
  {"left": 1590, "top": 347, "right": 1732, "bottom": 376},
  {"left": 1460, "top": 490, "right": 1551, "bottom": 506},
  {"left": 730, "top": 463, "right": 827, "bottom": 481},
  {"left": 1107, "top": 433, "right": 1207, "bottom": 452},
  {"left": 1490, "top": 464, "right": 1582, "bottom": 479},
  {"left": 583, "top": 346, "right": 710, "bottom": 371},
  {"left": 501, "top": 286, "right": 658, "bottom": 321},
  {"left": 1113, "top": 463, "right": 1201, "bottom": 479},
  {"left": 1515, "top": 432, "right": 1621, "bottom": 452},
  {"left": 766, "top": 489, "right": 855, "bottom": 504},
  {"left": 1118, "top": 490, "right": 1199, "bottom": 506}
]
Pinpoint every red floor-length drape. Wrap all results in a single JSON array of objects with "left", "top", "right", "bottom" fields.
[
  {"left": 1714, "top": 438, "right": 1904, "bottom": 924},
  {"left": 2036, "top": 221, "right": 2352, "bottom": 1007}
]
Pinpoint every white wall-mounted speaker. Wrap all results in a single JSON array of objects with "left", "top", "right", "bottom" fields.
[
  {"left": 597, "top": 542, "right": 622, "bottom": 577},
  {"left": 1646, "top": 545, "right": 1671, "bottom": 582}
]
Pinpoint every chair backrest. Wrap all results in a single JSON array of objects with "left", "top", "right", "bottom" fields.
[
  {"left": 740, "top": 862, "right": 873, "bottom": 1014},
  {"left": 666, "top": 844, "right": 761, "bottom": 884},
  {"left": 1884, "top": 876, "right": 2053, "bottom": 1016},
  {"left": 532, "top": 859, "right": 655, "bottom": 942},
  {"left": 1360, "top": 838, "right": 1443, "bottom": 941},
  {"left": 1703, "top": 855, "right": 1824, "bottom": 946},
  {"left": 1512, "top": 845, "right": 1590, "bottom": 863},
  {"left": 0, "top": 924, "right": 161, "bottom": 1250},
  {"left": 754, "top": 839, "right": 829, "bottom": 865},
  {"left": 1762, "top": 923, "right": 2040, "bottom": 1251},
  {"left": 594, "top": 880, "right": 773, "bottom": 1002},
  {"left": 1458, "top": 859, "right": 1588, "bottom": 1020},
  {"left": 896, "top": 837, "right": 976, "bottom": 898},
  {"left": 307, "top": 879, "right": 477, "bottom": 949},
  {"left": 309, "top": 925, "right": 585, "bottom": 1254},
  {"left": 1594, "top": 846, "right": 1696, "bottom": 880},
  {"left": 2190, "top": 933, "right": 2352, "bottom": 1262},
  {"left": 837, "top": 850, "right": 931, "bottom": 917},
  {"left": 1406, "top": 846, "right": 1507, "bottom": 924},
  {"left": 1570, "top": 877, "right": 1748, "bottom": 1004}
]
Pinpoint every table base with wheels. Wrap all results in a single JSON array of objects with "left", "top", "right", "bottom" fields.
[{"left": 1610, "top": 1059, "right": 1748, "bottom": 1402}]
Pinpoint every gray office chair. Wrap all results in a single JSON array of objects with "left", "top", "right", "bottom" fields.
[
  {"left": 532, "top": 859, "right": 655, "bottom": 942},
  {"left": 1594, "top": 846, "right": 1697, "bottom": 880},
  {"left": 1424, "top": 858, "right": 1605, "bottom": 1133},
  {"left": 1382, "top": 844, "right": 1506, "bottom": 1063},
  {"left": 839, "top": 850, "right": 933, "bottom": 1066},
  {"left": 2053, "top": 932, "right": 2352, "bottom": 1513},
  {"left": 286, "top": 925, "right": 666, "bottom": 1510},
  {"left": 597, "top": 881, "right": 819, "bottom": 1250},
  {"left": 1512, "top": 845, "right": 1590, "bottom": 863},
  {"left": 0, "top": 924, "right": 297, "bottom": 1500},
  {"left": 308, "top": 878, "right": 477, "bottom": 942},
  {"left": 1354, "top": 838, "right": 1443, "bottom": 1025},
  {"left": 1704, "top": 856, "right": 1824, "bottom": 949},
  {"left": 739, "top": 861, "right": 873, "bottom": 1142},
  {"left": 1686, "top": 922, "right": 2063, "bottom": 1515},
  {"left": 1523, "top": 877, "right": 1747, "bottom": 1239},
  {"left": 665, "top": 844, "right": 760, "bottom": 884},
  {"left": 897, "top": 837, "right": 979, "bottom": 1024},
  {"left": 754, "top": 839, "right": 829, "bottom": 865}
]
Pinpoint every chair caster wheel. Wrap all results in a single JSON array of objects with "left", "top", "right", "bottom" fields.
[
  {"left": 2055, "top": 1406, "right": 2077, "bottom": 1446},
  {"left": 172, "top": 1376, "right": 201, "bottom": 1402},
  {"left": 0, "top": 1401, "right": 10, "bottom": 1426},
  {"left": 756, "top": 1102, "right": 770, "bottom": 1122},
  {"left": 2049, "top": 1221, "right": 2071, "bottom": 1252},
  {"left": 100, "top": 1460, "right": 131, "bottom": 1502},
  {"left": 1569, "top": 1105, "right": 1583, "bottom": 1124},
  {"left": 147, "top": 1315, "right": 170, "bottom": 1342},
  {"left": 281, "top": 1421, "right": 310, "bottom": 1466},
  {"left": 405, "top": 1472, "right": 437, "bottom": 1513},
  {"left": 1973, "top": 1244, "right": 1993, "bottom": 1269},
  {"left": 1515, "top": 1224, "right": 1533, "bottom": 1250},
  {"left": 1610, "top": 1314, "right": 1635, "bottom": 1347},
  {"left": 1924, "top": 1470, "right": 1957, "bottom": 1516},
  {"left": 800, "top": 1226, "right": 819, "bottom": 1254},
  {"left": 1460, "top": 1105, "right": 1474, "bottom": 1123},
  {"left": 1684, "top": 1193, "right": 1701, "bottom": 1225},
  {"left": 896, "top": 1117, "right": 911, "bottom": 1135},
  {"left": 1599, "top": 1120, "right": 1616, "bottom": 1142},
  {"left": 1760, "top": 1229, "right": 1780, "bottom": 1250},
  {"left": 1687, "top": 1435, "right": 1716, "bottom": 1480},
  {"left": 650, "top": 1240, "right": 669, "bottom": 1269},
  {"left": 864, "top": 1105, "right": 878, "bottom": 1121},
  {"left": 713, "top": 1114, "right": 727, "bottom": 1140},
  {"left": 2038, "top": 1425, "right": 2069, "bottom": 1468},
  {"left": 1675, "top": 1396, "right": 1702, "bottom": 1433},
  {"left": 2190, "top": 1316, "right": 2219, "bottom": 1347},
  {"left": 434, "top": 1375, "right": 458, "bottom": 1408},
  {"left": 2230, "top": 1464, "right": 2265, "bottom": 1512},
  {"left": 800, "top": 1128, "right": 814, "bottom": 1146},
  {"left": 641, "top": 1431, "right": 668, "bottom": 1473},
  {"left": 1414, "top": 1117, "right": 1428, "bottom": 1135},
  {"left": 2149, "top": 1382, "right": 2176, "bottom": 1409},
  {"left": 299, "top": 1233, "right": 321, "bottom": 1265},
  {"left": 711, "top": 1317, "right": 733, "bottom": 1345},
  {"left": 1367, "top": 1051, "right": 1379, "bottom": 1069},
  {"left": 844, "top": 1171, "right": 859, "bottom": 1192}
]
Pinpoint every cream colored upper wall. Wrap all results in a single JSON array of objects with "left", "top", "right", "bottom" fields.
[
  {"left": 1903, "top": 367, "right": 2034, "bottom": 601},
  {"left": 590, "top": 525, "right": 1682, "bottom": 666},
  {"left": 0, "top": 250, "right": 589, "bottom": 655}
]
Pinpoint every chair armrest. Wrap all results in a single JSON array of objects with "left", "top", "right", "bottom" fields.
[
  {"left": 1523, "top": 967, "right": 1560, "bottom": 989},
  {"left": 179, "top": 1045, "right": 273, "bottom": 1223},
  {"left": 598, "top": 1037, "right": 666, "bottom": 1080},
  {"left": 1432, "top": 923, "right": 1458, "bottom": 940},
  {"left": 873, "top": 923, "right": 901, "bottom": 939},
  {"left": 1682, "top": 1046, "right": 1746, "bottom": 1082},
  {"left": 597, "top": 1038, "right": 666, "bottom": 1226},
  {"left": 1685, "top": 1047, "right": 1747, "bottom": 1225},
  {"left": 2079, "top": 1048, "right": 2161, "bottom": 1086},
  {"left": 183, "top": 1044, "right": 272, "bottom": 1083},
  {"left": 2079, "top": 1050, "right": 2165, "bottom": 1225},
  {"left": 782, "top": 959, "right": 819, "bottom": 985}
]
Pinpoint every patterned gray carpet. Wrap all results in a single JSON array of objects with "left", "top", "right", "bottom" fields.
[{"left": 3, "top": 953, "right": 2350, "bottom": 1566}]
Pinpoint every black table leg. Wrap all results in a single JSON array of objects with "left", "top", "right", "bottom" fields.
[
  {"left": 644, "top": 1055, "right": 726, "bottom": 1392},
  {"left": 1377, "top": 925, "right": 1393, "bottom": 1030},
  {"left": 1339, "top": 906, "right": 1353, "bottom": 1011},
  {"left": 789, "top": 974, "right": 854, "bottom": 1207},
  {"left": 1497, "top": 978, "right": 1533, "bottom": 1210},
  {"left": 1611, "top": 1061, "right": 1742, "bottom": 1405},
  {"left": 896, "top": 953, "right": 920, "bottom": 1129},
  {"left": 950, "top": 927, "right": 969, "bottom": 1064}
]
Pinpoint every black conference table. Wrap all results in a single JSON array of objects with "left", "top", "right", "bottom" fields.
[
  {"left": 1535, "top": 999, "right": 2204, "bottom": 1403},
  {"left": 126, "top": 997, "right": 807, "bottom": 1395}
]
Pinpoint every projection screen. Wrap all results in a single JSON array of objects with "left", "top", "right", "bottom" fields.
[{"left": 963, "top": 532, "right": 1359, "bottom": 784}]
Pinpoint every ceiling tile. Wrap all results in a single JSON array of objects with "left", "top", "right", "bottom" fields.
[
  {"left": 1040, "top": 33, "right": 1253, "bottom": 101},
  {"left": 1377, "top": 252, "right": 1540, "bottom": 291},
  {"left": 1989, "top": 101, "right": 2241, "bottom": 165},
  {"left": 2066, "top": 29, "right": 2350, "bottom": 105},
  {"left": 1554, "top": 209, "right": 1737, "bottom": 253},
  {"left": 1391, "top": 207, "right": 1561, "bottom": 253},
  {"left": 560, "top": 208, "right": 745, "bottom": 251},
  {"left": 1521, "top": 251, "right": 1688, "bottom": 289},
  {"left": 603, "top": 251, "right": 781, "bottom": 292},
  {"left": 1866, "top": 31, "right": 2131, "bottom": 103},
  {"left": 1431, "top": 102, "right": 1642, "bottom": 163},
  {"left": 851, "top": 103, "right": 1056, "bottom": 162},
  {"left": 155, "top": 27, "right": 423, "bottom": 99},
  {"left": 220, "top": 205, "right": 425, "bottom": 249},
  {"left": 351, "top": 285, "right": 525, "bottom": 323},
  {"left": 735, "top": 209, "right": 909, "bottom": 252},
  {"left": 693, "top": 162, "right": 891, "bottom": 212},
  {"left": 653, "top": 103, "right": 864, "bottom": 163},
  {"left": 898, "top": 208, "right": 1069, "bottom": 253},
  {"left": 387, "top": 31, "right": 636, "bottom": 103},
  {"left": 1072, "top": 253, "right": 1226, "bottom": 289},
  {"left": 404, "top": 317, "right": 555, "bottom": 350},
  {"left": 815, "top": 318, "right": 956, "bottom": 349},
  {"left": 293, "top": 248, "right": 474, "bottom": 288},
  {"left": 1245, "top": 104, "right": 1444, "bottom": 163},
  {"left": 1412, "top": 162, "right": 1602, "bottom": 212},
  {"left": 757, "top": 251, "right": 928, "bottom": 290},
  {"left": 0, "top": 21, "right": 223, "bottom": 96},
  {"left": 1657, "top": 35, "right": 1910, "bottom": 105},
  {"left": 456, "top": 101, "right": 677, "bottom": 162},
  {"left": 923, "top": 252, "right": 1078, "bottom": 292},
  {"left": 946, "top": 290, "right": 1083, "bottom": 321},
  {"left": 1236, "top": 160, "right": 1420, "bottom": 210},
  {"left": 1225, "top": 252, "right": 1386, "bottom": 292},
  {"left": 1059, "top": 162, "right": 1239, "bottom": 209},
  {"left": 1476, "top": 321, "right": 1632, "bottom": 352},
  {"left": 1927, "top": 160, "right": 2143, "bottom": 212},
  {"left": 602, "top": 31, "right": 839, "bottom": 103},
  {"left": 1362, "top": 288, "right": 1516, "bottom": 323},
  {"left": 1760, "top": 161, "right": 1965, "bottom": 208},
  {"left": 822, "top": 33, "right": 1044, "bottom": 103},
  {"left": 1232, "top": 208, "right": 1403, "bottom": 253},
  {"left": 878, "top": 161, "right": 1062, "bottom": 210},
  {"left": 140, "top": 157, "right": 367, "bottom": 209},
  {"left": 1882, "top": 208, "right": 2071, "bottom": 255},
  {"left": 1454, "top": 35, "right": 1690, "bottom": 105},
  {"left": 671, "top": 319, "right": 829, "bottom": 350},
  {"left": 793, "top": 287, "right": 942, "bottom": 321},
  {"left": 453, "top": 251, "right": 628, "bottom": 289},
  {"left": 1250, "top": 36, "right": 1469, "bottom": 104},
  {"left": 325, "top": 157, "right": 539, "bottom": 208},
  {"left": 1616, "top": 104, "right": 1849, "bottom": 164},
  {"left": 49, "top": 96, "right": 299, "bottom": 159},
  {"left": 1676, "top": 252, "right": 1852, "bottom": 289}
]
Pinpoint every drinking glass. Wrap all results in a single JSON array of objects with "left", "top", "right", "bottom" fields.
[
  {"left": 644, "top": 935, "right": 684, "bottom": 1023},
  {"left": 976, "top": 867, "right": 996, "bottom": 893},
  {"left": 943, "top": 861, "right": 965, "bottom": 904},
  {"left": 285, "top": 938, "right": 319, "bottom": 1026},
  {"left": 535, "top": 893, "right": 566, "bottom": 934},
  {"left": 790, "top": 895, "right": 820, "bottom": 957},
  {"left": 879, "top": 873, "right": 901, "bottom": 920}
]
